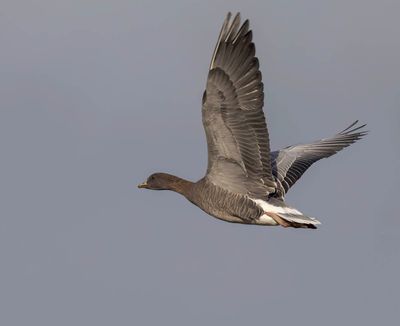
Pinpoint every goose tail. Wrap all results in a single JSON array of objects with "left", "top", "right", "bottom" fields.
[
  {"left": 253, "top": 198, "right": 321, "bottom": 229},
  {"left": 272, "top": 212, "right": 321, "bottom": 229}
]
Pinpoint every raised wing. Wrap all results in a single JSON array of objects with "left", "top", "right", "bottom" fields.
[
  {"left": 271, "top": 121, "right": 368, "bottom": 196},
  {"left": 202, "top": 13, "right": 276, "bottom": 198}
]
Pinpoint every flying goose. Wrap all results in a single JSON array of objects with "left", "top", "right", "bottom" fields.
[{"left": 138, "top": 13, "right": 367, "bottom": 229}]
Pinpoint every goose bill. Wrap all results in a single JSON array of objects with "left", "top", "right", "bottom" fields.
[{"left": 137, "top": 182, "right": 149, "bottom": 189}]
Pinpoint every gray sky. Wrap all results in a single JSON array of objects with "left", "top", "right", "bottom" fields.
[{"left": 1, "top": 0, "right": 399, "bottom": 325}]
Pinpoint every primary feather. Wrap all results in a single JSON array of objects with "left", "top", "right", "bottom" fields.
[
  {"left": 203, "top": 13, "right": 276, "bottom": 199},
  {"left": 138, "top": 13, "right": 367, "bottom": 230},
  {"left": 270, "top": 121, "right": 368, "bottom": 196}
]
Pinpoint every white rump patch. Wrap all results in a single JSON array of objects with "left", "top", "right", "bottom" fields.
[
  {"left": 258, "top": 214, "right": 279, "bottom": 226},
  {"left": 251, "top": 199, "right": 321, "bottom": 226},
  {"left": 252, "top": 199, "right": 303, "bottom": 215}
]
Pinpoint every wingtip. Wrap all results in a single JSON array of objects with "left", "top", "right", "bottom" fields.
[
  {"left": 224, "top": 12, "right": 242, "bottom": 29},
  {"left": 340, "top": 120, "right": 368, "bottom": 135},
  {"left": 210, "top": 12, "right": 245, "bottom": 70}
]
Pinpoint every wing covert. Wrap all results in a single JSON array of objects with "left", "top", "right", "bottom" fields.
[
  {"left": 202, "top": 13, "right": 276, "bottom": 197},
  {"left": 271, "top": 121, "right": 368, "bottom": 196}
]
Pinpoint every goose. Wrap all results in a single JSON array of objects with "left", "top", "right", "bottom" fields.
[{"left": 138, "top": 13, "right": 367, "bottom": 229}]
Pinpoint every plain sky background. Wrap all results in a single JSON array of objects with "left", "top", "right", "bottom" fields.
[{"left": 1, "top": 0, "right": 399, "bottom": 325}]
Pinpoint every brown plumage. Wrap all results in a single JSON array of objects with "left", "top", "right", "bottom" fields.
[{"left": 138, "top": 13, "right": 367, "bottom": 229}]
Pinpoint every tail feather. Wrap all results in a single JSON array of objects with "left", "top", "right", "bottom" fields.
[
  {"left": 252, "top": 198, "right": 321, "bottom": 229},
  {"left": 278, "top": 213, "right": 321, "bottom": 229}
]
